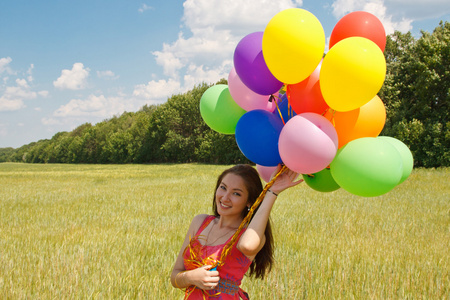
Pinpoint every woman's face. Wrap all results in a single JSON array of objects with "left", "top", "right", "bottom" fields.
[{"left": 215, "top": 173, "right": 249, "bottom": 218}]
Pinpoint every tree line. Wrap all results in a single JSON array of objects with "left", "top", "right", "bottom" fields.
[{"left": 1, "top": 21, "right": 448, "bottom": 167}]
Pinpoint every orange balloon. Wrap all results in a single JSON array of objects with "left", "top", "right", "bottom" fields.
[
  {"left": 325, "top": 95, "right": 386, "bottom": 148},
  {"left": 288, "top": 62, "right": 329, "bottom": 115}
]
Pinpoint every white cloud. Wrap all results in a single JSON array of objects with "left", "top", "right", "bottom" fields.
[
  {"left": 0, "top": 57, "right": 13, "bottom": 75},
  {"left": 49, "top": 79, "right": 184, "bottom": 127},
  {"left": 53, "top": 94, "right": 129, "bottom": 118},
  {"left": 138, "top": 4, "right": 153, "bottom": 13},
  {"left": 41, "top": 117, "right": 63, "bottom": 126},
  {"left": 97, "top": 70, "right": 119, "bottom": 80},
  {"left": 0, "top": 78, "right": 39, "bottom": 111},
  {"left": 385, "top": 0, "right": 450, "bottom": 20},
  {"left": 329, "top": 0, "right": 448, "bottom": 34},
  {"left": 0, "top": 97, "right": 25, "bottom": 111},
  {"left": 151, "top": 0, "right": 303, "bottom": 90},
  {"left": 27, "top": 64, "right": 34, "bottom": 82},
  {"left": 38, "top": 90, "right": 49, "bottom": 97},
  {"left": 53, "top": 63, "right": 90, "bottom": 90},
  {"left": 44, "top": 92, "right": 160, "bottom": 130},
  {"left": 133, "top": 78, "right": 182, "bottom": 100},
  {"left": 182, "top": 0, "right": 300, "bottom": 35},
  {"left": 183, "top": 60, "right": 232, "bottom": 89},
  {"left": 153, "top": 45, "right": 185, "bottom": 78},
  {"left": 0, "top": 60, "right": 48, "bottom": 112}
]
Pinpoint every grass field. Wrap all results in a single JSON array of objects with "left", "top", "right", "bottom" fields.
[{"left": 0, "top": 163, "right": 448, "bottom": 299}]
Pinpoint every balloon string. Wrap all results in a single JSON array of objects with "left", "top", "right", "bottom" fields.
[
  {"left": 324, "top": 108, "right": 336, "bottom": 127},
  {"left": 213, "top": 165, "right": 288, "bottom": 269},
  {"left": 272, "top": 95, "right": 286, "bottom": 125},
  {"left": 286, "top": 85, "right": 292, "bottom": 120}
]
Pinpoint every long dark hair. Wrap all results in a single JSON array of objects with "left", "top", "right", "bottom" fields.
[{"left": 212, "top": 164, "right": 274, "bottom": 279}]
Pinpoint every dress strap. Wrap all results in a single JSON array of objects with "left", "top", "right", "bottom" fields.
[{"left": 195, "top": 215, "right": 215, "bottom": 236}]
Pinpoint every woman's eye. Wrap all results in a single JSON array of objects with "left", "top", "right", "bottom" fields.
[
  {"left": 220, "top": 185, "right": 226, "bottom": 190},
  {"left": 233, "top": 192, "right": 241, "bottom": 196}
]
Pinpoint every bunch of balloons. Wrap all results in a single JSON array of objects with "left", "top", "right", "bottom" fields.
[{"left": 200, "top": 9, "right": 413, "bottom": 197}]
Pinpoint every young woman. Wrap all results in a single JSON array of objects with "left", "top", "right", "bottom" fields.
[{"left": 171, "top": 164, "right": 303, "bottom": 299}]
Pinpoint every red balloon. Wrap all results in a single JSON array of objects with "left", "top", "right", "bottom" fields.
[
  {"left": 329, "top": 11, "right": 386, "bottom": 52},
  {"left": 288, "top": 62, "right": 329, "bottom": 115}
]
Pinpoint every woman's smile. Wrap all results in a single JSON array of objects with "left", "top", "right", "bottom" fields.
[{"left": 219, "top": 200, "right": 231, "bottom": 209}]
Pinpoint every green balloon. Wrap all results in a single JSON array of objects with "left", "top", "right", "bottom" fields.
[
  {"left": 200, "top": 84, "right": 246, "bottom": 134},
  {"left": 330, "top": 137, "right": 403, "bottom": 197},
  {"left": 377, "top": 136, "right": 414, "bottom": 184},
  {"left": 303, "top": 168, "right": 340, "bottom": 192}
]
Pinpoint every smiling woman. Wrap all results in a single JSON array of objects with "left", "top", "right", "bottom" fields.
[{"left": 170, "top": 164, "right": 303, "bottom": 299}]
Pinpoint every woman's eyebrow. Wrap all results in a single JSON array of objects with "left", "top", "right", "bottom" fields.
[{"left": 221, "top": 181, "right": 244, "bottom": 192}]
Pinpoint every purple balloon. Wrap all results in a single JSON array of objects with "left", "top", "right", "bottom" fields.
[{"left": 234, "top": 32, "right": 283, "bottom": 95}]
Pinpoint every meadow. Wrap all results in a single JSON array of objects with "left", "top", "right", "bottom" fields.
[{"left": 0, "top": 163, "right": 448, "bottom": 299}]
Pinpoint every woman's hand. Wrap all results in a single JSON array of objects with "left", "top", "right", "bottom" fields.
[
  {"left": 186, "top": 265, "right": 220, "bottom": 290},
  {"left": 269, "top": 164, "right": 303, "bottom": 195}
]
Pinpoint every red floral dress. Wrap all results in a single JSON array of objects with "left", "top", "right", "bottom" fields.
[{"left": 183, "top": 216, "right": 252, "bottom": 299}]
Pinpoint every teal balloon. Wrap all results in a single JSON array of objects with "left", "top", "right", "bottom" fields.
[
  {"left": 330, "top": 137, "right": 403, "bottom": 197},
  {"left": 303, "top": 168, "right": 340, "bottom": 192},
  {"left": 377, "top": 136, "right": 414, "bottom": 184},
  {"left": 200, "top": 84, "right": 246, "bottom": 134}
]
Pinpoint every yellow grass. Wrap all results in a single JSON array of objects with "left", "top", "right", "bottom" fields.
[{"left": 0, "top": 163, "right": 448, "bottom": 299}]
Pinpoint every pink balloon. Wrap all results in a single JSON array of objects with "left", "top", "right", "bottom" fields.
[
  {"left": 228, "top": 68, "right": 277, "bottom": 112},
  {"left": 256, "top": 164, "right": 278, "bottom": 182},
  {"left": 279, "top": 113, "right": 338, "bottom": 174}
]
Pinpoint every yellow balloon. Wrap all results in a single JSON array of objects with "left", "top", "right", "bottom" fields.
[
  {"left": 320, "top": 37, "right": 386, "bottom": 112},
  {"left": 262, "top": 8, "right": 325, "bottom": 84}
]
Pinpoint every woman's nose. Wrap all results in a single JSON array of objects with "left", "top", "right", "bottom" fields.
[{"left": 222, "top": 191, "right": 231, "bottom": 200}]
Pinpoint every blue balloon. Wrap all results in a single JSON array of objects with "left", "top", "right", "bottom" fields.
[
  {"left": 235, "top": 109, "right": 284, "bottom": 166},
  {"left": 273, "top": 94, "right": 297, "bottom": 124}
]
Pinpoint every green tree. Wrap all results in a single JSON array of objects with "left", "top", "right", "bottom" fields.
[
  {"left": 125, "top": 111, "right": 151, "bottom": 162},
  {"left": 196, "top": 130, "right": 249, "bottom": 164},
  {"left": 139, "top": 79, "right": 246, "bottom": 164},
  {"left": 0, "top": 147, "right": 15, "bottom": 162},
  {"left": 52, "top": 133, "right": 73, "bottom": 163},
  {"left": 380, "top": 21, "right": 449, "bottom": 167}
]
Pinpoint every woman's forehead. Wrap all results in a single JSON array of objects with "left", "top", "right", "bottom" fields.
[{"left": 222, "top": 173, "right": 248, "bottom": 191}]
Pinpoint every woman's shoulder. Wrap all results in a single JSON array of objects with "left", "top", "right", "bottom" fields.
[{"left": 191, "top": 214, "right": 210, "bottom": 225}]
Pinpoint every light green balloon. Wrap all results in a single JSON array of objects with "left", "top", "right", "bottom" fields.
[
  {"left": 330, "top": 137, "right": 403, "bottom": 197},
  {"left": 200, "top": 84, "right": 246, "bottom": 134},
  {"left": 303, "top": 168, "right": 340, "bottom": 192},
  {"left": 377, "top": 136, "right": 414, "bottom": 184}
]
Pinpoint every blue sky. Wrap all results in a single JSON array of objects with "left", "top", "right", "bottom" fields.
[{"left": 1, "top": 0, "right": 449, "bottom": 148}]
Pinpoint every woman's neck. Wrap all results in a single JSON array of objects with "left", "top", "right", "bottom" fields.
[{"left": 216, "top": 215, "right": 243, "bottom": 230}]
